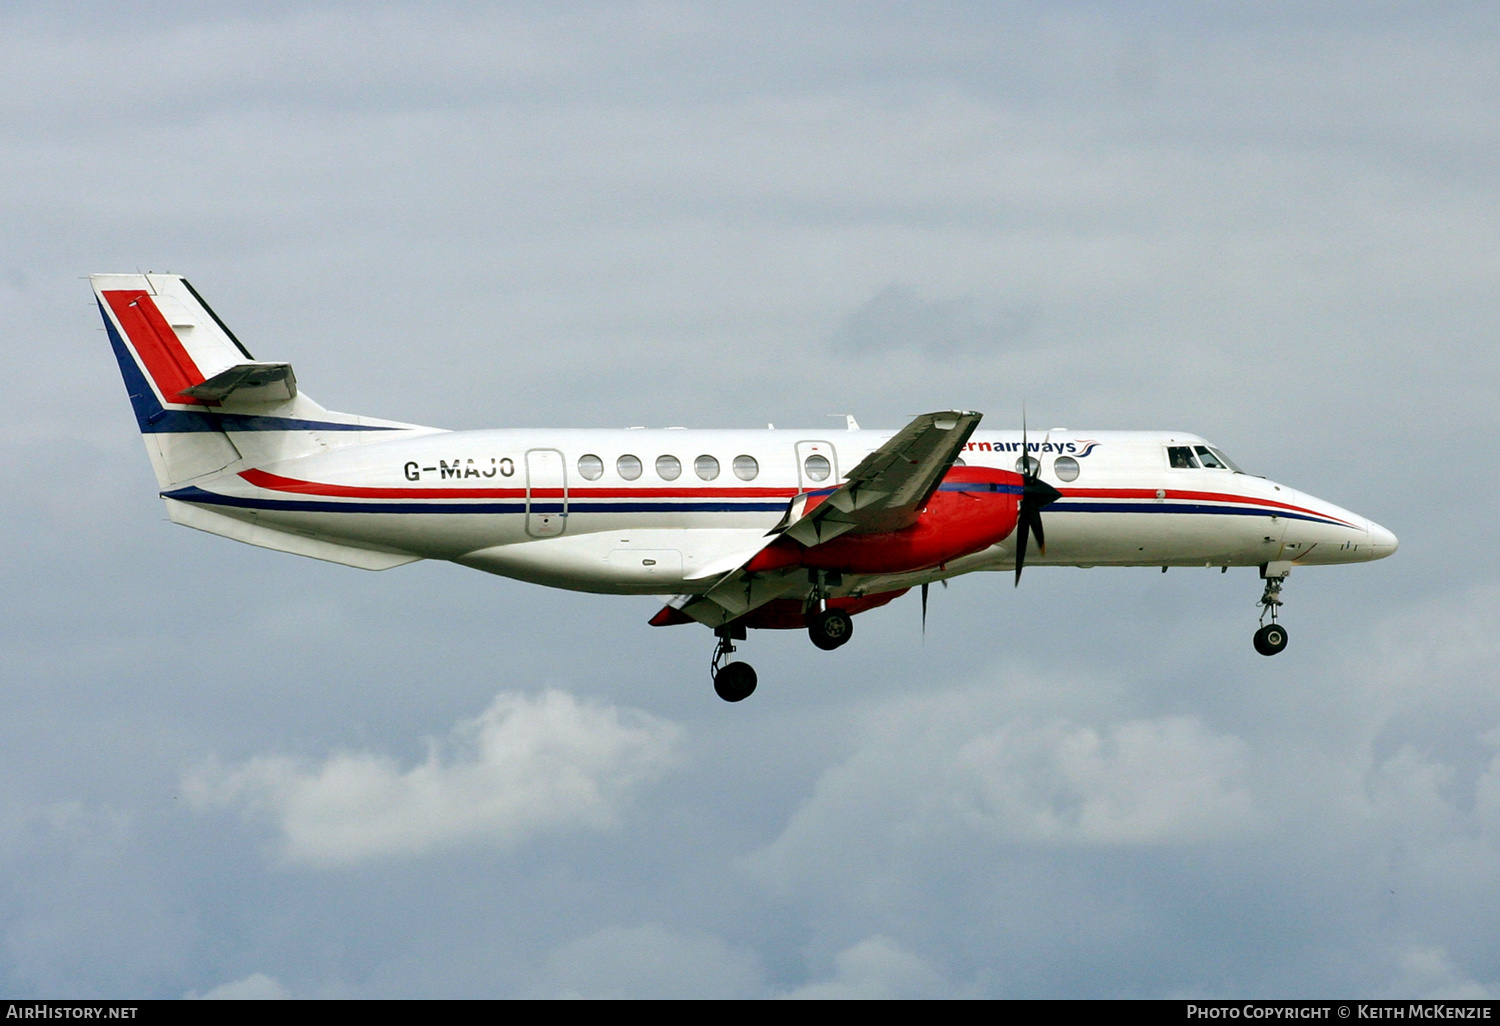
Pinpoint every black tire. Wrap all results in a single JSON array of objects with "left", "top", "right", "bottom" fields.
[
  {"left": 808, "top": 608, "right": 854, "bottom": 651},
  {"left": 713, "top": 661, "right": 757, "bottom": 702},
  {"left": 1253, "top": 623, "right": 1288, "bottom": 656}
]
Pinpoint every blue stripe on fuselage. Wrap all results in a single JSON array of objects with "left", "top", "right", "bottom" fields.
[
  {"left": 1049, "top": 500, "right": 1342, "bottom": 526},
  {"left": 161, "top": 487, "right": 787, "bottom": 515},
  {"left": 936, "top": 482, "right": 1024, "bottom": 494}
]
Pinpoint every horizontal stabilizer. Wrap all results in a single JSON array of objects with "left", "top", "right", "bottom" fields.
[{"left": 178, "top": 362, "right": 297, "bottom": 404}]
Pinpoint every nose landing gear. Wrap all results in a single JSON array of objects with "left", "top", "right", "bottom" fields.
[
  {"left": 711, "top": 624, "right": 757, "bottom": 702},
  {"left": 1254, "top": 563, "right": 1291, "bottom": 656},
  {"left": 1253, "top": 621, "right": 1288, "bottom": 656}
]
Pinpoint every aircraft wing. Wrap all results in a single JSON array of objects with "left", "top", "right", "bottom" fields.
[
  {"left": 664, "top": 410, "right": 981, "bottom": 626},
  {"left": 774, "top": 409, "right": 982, "bottom": 546}
]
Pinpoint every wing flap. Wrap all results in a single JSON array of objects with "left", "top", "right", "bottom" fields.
[
  {"left": 834, "top": 410, "right": 982, "bottom": 529},
  {"left": 777, "top": 410, "right": 979, "bottom": 544}
]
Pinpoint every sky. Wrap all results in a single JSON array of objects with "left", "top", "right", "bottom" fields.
[{"left": 1, "top": 0, "right": 1496, "bottom": 999}]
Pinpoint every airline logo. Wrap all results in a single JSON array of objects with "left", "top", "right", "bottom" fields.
[{"left": 965, "top": 439, "right": 1100, "bottom": 457}]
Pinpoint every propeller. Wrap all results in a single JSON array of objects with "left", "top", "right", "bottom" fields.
[
  {"left": 920, "top": 578, "right": 948, "bottom": 637},
  {"left": 1014, "top": 412, "right": 1062, "bottom": 586}
]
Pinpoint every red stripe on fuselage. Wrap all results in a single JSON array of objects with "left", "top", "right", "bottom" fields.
[
  {"left": 239, "top": 468, "right": 797, "bottom": 501},
  {"left": 102, "top": 290, "right": 209, "bottom": 405},
  {"left": 1058, "top": 487, "right": 1355, "bottom": 526}
]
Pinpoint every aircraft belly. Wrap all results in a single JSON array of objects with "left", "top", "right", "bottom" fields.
[
  {"left": 1019, "top": 511, "right": 1285, "bottom": 567},
  {"left": 453, "top": 525, "right": 776, "bottom": 595},
  {"left": 233, "top": 506, "right": 523, "bottom": 559}
]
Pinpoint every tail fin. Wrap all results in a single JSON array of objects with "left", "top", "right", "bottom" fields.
[{"left": 93, "top": 273, "right": 432, "bottom": 489}]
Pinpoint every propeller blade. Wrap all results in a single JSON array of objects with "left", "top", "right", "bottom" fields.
[
  {"left": 1025, "top": 478, "right": 1061, "bottom": 554},
  {"left": 1013, "top": 513, "right": 1031, "bottom": 587},
  {"left": 921, "top": 582, "right": 929, "bottom": 636},
  {"left": 1012, "top": 408, "right": 1063, "bottom": 585}
]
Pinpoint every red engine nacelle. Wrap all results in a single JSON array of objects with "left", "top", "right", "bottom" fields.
[{"left": 745, "top": 464, "right": 1023, "bottom": 576}]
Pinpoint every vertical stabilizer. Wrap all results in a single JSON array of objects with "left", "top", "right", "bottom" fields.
[{"left": 93, "top": 273, "right": 435, "bottom": 490}]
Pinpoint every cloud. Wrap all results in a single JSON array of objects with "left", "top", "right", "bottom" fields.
[
  {"left": 1377, "top": 946, "right": 1494, "bottom": 1001},
  {"left": 186, "top": 972, "right": 291, "bottom": 1000},
  {"left": 949, "top": 715, "right": 1255, "bottom": 844},
  {"left": 748, "top": 684, "right": 1255, "bottom": 892},
  {"left": 536, "top": 923, "right": 762, "bottom": 999},
  {"left": 780, "top": 936, "right": 945, "bottom": 1000},
  {"left": 183, "top": 690, "right": 680, "bottom": 866}
]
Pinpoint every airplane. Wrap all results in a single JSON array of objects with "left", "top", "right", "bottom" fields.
[{"left": 93, "top": 272, "right": 1398, "bottom": 702}]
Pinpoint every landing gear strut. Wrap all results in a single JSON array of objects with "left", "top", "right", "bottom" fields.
[
  {"left": 711, "top": 624, "right": 757, "bottom": 702},
  {"left": 1254, "top": 564, "right": 1290, "bottom": 656}
]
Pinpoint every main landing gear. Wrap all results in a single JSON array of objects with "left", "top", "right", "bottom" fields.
[
  {"left": 1253, "top": 564, "right": 1291, "bottom": 656},
  {"left": 708, "top": 579, "right": 858, "bottom": 701},
  {"left": 805, "top": 569, "right": 854, "bottom": 652},
  {"left": 808, "top": 607, "right": 853, "bottom": 651},
  {"left": 711, "top": 625, "right": 757, "bottom": 702}
]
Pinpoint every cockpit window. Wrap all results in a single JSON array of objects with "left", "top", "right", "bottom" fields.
[
  {"left": 1207, "top": 446, "right": 1243, "bottom": 473},
  {"left": 1169, "top": 444, "right": 1245, "bottom": 472},
  {"left": 1194, "top": 445, "right": 1226, "bottom": 469},
  {"left": 1167, "top": 446, "right": 1199, "bottom": 469}
]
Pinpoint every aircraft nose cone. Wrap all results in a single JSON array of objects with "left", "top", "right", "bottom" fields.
[{"left": 1366, "top": 519, "right": 1399, "bottom": 558}]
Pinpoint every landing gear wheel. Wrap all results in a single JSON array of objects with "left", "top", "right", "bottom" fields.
[
  {"left": 1253, "top": 623, "right": 1288, "bottom": 656},
  {"left": 808, "top": 608, "right": 854, "bottom": 651},
  {"left": 713, "top": 661, "right": 758, "bottom": 702}
]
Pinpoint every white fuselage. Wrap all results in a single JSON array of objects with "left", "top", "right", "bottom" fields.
[{"left": 168, "top": 426, "right": 1397, "bottom": 597}]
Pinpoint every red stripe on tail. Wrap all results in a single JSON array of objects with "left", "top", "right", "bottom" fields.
[{"left": 102, "top": 290, "right": 210, "bottom": 405}]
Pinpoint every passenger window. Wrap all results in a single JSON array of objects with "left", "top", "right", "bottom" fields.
[
  {"left": 694, "top": 455, "right": 720, "bottom": 481},
  {"left": 733, "top": 455, "right": 759, "bottom": 481},
  {"left": 1053, "top": 455, "right": 1080, "bottom": 482},
  {"left": 656, "top": 455, "right": 682, "bottom": 481},
  {"left": 1015, "top": 454, "right": 1040, "bottom": 476},
  {"left": 1167, "top": 446, "right": 1199, "bottom": 469},
  {"left": 1194, "top": 445, "right": 1226, "bottom": 469},
  {"left": 617, "top": 454, "right": 642, "bottom": 481},
  {"left": 803, "top": 454, "right": 831, "bottom": 482},
  {"left": 577, "top": 454, "right": 604, "bottom": 481}
]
